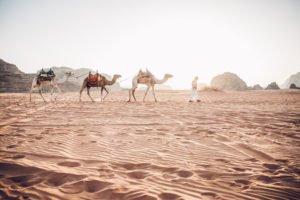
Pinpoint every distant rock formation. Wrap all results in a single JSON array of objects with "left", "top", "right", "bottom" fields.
[
  {"left": 290, "top": 83, "right": 300, "bottom": 89},
  {"left": 0, "top": 59, "right": 35, "bottom": 92},
  {"left": 210, "top": 72, "right": 247, "bottom": 91},
  {"left": 252, "top": 84, "right": 263, "bottom": 90},
  {"left": 265, "top": 82, "right": 280, "bottom": 90},
  {"left": 0, "top": 59, "right": 23, "bottom": 74},
  {"left": 281, "top": 72, "right": 300, "bottom": 89}
]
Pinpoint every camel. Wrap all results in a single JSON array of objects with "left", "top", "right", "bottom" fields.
[
  {"left": 128, "top": 69, "right": 173, "bottom": 102},
  {"left": 29, "top": 70, "right": 74, "bottom": 102},
  {"left": 79, "top": 73, "right": 121, "bottom": 102}
]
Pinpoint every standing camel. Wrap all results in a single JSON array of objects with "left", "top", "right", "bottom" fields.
[
  {"left": 128, "top": 69, "right": 173, "bottom": 102},
  {"left": 79, "top": 74, "right": 121, "bottom": 102},
  {"left": 29, "top": 70, "right": 73, "bottom": 102}
]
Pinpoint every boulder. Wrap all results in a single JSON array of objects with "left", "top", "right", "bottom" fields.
[
  {"left": 289, "top": 83, "right": 300, "bottom": 89},
  {"left": 210, "top": 72, "right": 247, "bottom": 91},
  {"left": 252, "top": 84, "right": 263, "bottom": 90},
  {"left": 265, "top": 82, "right": 280, "bottom": 90},
  {"left": 281, "top": 72, "right": 300, "bottom": 89}
]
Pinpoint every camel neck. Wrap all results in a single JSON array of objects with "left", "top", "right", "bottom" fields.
[
  {"left": 154, "top": 76, "right": 168, "bottom": 84},
  {"left": 106, "top": 77, "right": 117, "bottom": 85}
]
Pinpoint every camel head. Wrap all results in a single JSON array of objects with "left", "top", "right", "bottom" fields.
[
  {"left": 65, "top": 71, "right": 75, "bottom": 78},
  {"left": 164, "top": 74, "right": 173, "bottom": 79},
  {"left": 113, "top": 74, "right": 122, "bottom": 80},
  {"left": 63, "top": 71, "right": 75, "bottom": 83}
]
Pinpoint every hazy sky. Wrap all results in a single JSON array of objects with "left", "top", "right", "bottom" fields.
[{"left": 0, "top": 0, "right": 299, "bottom": 88}]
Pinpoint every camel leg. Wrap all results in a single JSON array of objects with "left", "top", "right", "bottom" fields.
[
  {"left": 103, "top": 87, "right": 109, "bottom": 101},
  {"left": 128, "top": 89, "right": 132, "bottom": 102},
  {"left": 29, "top": 78, "right": 37, "bottom": 102},
  {"left": 38, "top": 87, "right": 46, "bottom": 102},
  {"left": 29, "top": 87, "right": 35, "bottom": 102},
  {"left": 29, "top": 89, "right": 32, "bottom": 102},
  {"left": 50, "top": 85, "right": 54, "bottom": 102},
  {"left": 29, "top": 84, "right": 35, "bottom": 102},
  {"left": 128, "top": 80, "right": 138, "bottom": 102},
  {"left": 132, "top": 88, "right": 137, "bottom": 102},
  {"left": 54, "top": 84, "right": 61, "bottom": 101},
  {"left": 79, "top": 85, "right": 86, "bottom": 102},
  {"left": 143, "top": 86, "right": 150, "bottom": 102},
  {"left": 128, "top": 87, "right": 137, "bottom": 102},
  {"left": 151, "top": 86, "right": 157, "bottom": 102},
  {"left": 87, "top": 87, "right": 94, "bottom": 102},
  {"left": 100, "top": 87, "right": 104, "bottom": 102}
]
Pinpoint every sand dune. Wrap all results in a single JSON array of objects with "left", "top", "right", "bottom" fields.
[{"left": 0, "top": 90, "right": 300, "bottom": 200}]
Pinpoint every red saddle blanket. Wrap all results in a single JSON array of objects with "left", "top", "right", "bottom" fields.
[
  {"left": 87, "top": 74, "right": 102, "bottom": 87},
  {"left": 88, "top": 75, "right": 99, "bottom": 82}
]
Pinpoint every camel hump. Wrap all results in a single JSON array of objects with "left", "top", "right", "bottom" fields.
[
  {"left": 146, "top": 68, "right": 153, "bottom": 76},
  {"left": 37, "top": 68, "right": 56, "bottom": 81},
  {"left": 138, "top": 69, "right": 153, "bottom": 78},
  {"left": 38, "top": 68, "right": 55, "bottom": 75}
]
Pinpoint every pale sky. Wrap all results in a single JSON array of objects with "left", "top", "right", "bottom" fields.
[{"left": 0, "top": 0, "right": 299, "bottom": 88}]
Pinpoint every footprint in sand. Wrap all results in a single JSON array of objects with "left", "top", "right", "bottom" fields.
[
  {"left": 245, "top": 158, "right": 258, "bottom": 162},
  {"left": 232, "top": 167, "right": 247, "bottom": 172},
  {"left": 262, "top": 163, "right": 281, "bottom": 170},
  {"left": 234, "top": 179, "right": 251, "bottom": 185},
  {"left": 12, "top": 154, "right": 26, "bottom": 159},
  {"left": 35, "top": 136, "right": 43, "bottom": 140},
  {"left": 119, "top": 163, "right": 150, "bottom": 170},
  {"left": 215, "top": 158, "right": 230, "bottom": 163},
  {"left": 60, "top": 180, "right": 112, "bottom": 194},
  {"left": 127, "top": 171, "right": 149, "bottom": 179},
  {"left": 275, "top": 159, "right": 289, "bottom": 164},
  {"left": 177, "top": 170, "right": 194, "bottom": 178},
  {"left": 197, "top": 171, "right": 219, "bottom": 180},
  {"left": 8, "top": 175, "right": 44, "bottom": 187},
  {"left": 159, "top": 192, "right": 182, "bottom": 200},
  {"left": 6, "top": 144, "right": 18, "bottom": 149},
  {"left": 232, "top": 179, "right": 252, "bottom": 190},
  {"left": 57, "top": 161, "right": 81, "bottom": 167},
  {"left": 46, "top": 172, "right": 86, "bottom": 187},
  {"left": 255, "top": 175, "right": 274, "bottom": 184},
  {"left": 201, "top": 192, "right": 221, "bottom": 200}
]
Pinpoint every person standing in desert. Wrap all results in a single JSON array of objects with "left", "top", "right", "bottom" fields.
[{"left": 189, "top": 76, "right": 201, "bottom": 102}]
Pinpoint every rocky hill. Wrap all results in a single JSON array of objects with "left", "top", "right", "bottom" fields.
[
  {"left": 281, "top": 72, "right": 300, "bottom": 89},
  {"left": 210, "top": 72, "right": 248, "bottom": 91},
  {"left": 0, "top": 59, "right": 35, "bottom": 92}
]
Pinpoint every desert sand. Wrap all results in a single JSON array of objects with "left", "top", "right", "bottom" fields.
[{"left": 0, "top": 90, "right": 300, "bottom": 200}]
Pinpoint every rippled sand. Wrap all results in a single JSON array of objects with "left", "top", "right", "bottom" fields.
[{"left": 0, "top": 90, "right": 300, "bottom": 200}]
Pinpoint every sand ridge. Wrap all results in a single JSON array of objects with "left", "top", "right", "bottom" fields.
[{"left": 0, "top": 90, "right": 300, "bottom": 200}]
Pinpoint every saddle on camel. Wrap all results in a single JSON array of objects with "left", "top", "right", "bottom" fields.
[
  {"left": 87, "top": 71, "right": 103, "bottom": 87},
  {"left": 137, "top": 69, "right": 153, "bottom": 83},
  {"left": 37, "top": 68, "right": 56, "bottom": 84}
]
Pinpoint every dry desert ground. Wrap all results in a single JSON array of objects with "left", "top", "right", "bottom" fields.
[{"left": 0, "top": 90, "right": 300, "bottom": 200}]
